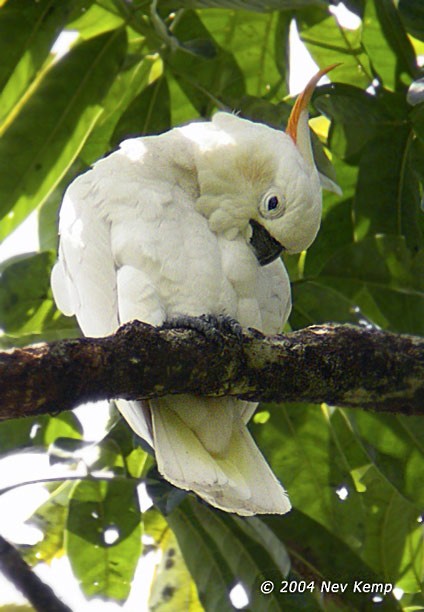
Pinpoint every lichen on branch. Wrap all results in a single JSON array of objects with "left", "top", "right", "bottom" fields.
[{"left": 0, "top": 321, "right": 423, "bottom": 420}]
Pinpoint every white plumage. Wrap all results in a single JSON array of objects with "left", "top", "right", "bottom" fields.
[{"left": 51, "top": 68, "right": 332, "bottom": 515}]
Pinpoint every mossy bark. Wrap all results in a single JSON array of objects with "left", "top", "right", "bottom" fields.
[{"left": 0, "top": 321, "right": 423, "bottom": 420}]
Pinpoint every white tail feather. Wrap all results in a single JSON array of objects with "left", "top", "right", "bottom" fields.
[
  {"left": 116, "top": 400, "right": 154, "bottom": 447},
  {"left": 149, "top": 396, "right": 291, "bottom": 516}
]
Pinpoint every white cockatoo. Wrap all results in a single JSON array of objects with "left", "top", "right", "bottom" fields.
[{"left": 51, "top": 67, "right": 334, "bottom": 516}]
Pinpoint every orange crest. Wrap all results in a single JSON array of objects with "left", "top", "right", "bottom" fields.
[{"left": 286, "top": 64, "right": 340, "bottom": 143}]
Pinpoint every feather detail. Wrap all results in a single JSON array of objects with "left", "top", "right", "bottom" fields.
[{"left": 151, "top": 396, "right": 291, "bottom": 516}]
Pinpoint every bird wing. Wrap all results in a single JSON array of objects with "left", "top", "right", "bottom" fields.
[
  {"left": 51, "top": 173, "right": 119, "bottom": 337},
  {"left": 51, "top": 131, "right": 199, "bottom": 446},
  {"left": 258, "top": 258, "right": 291, "bottom": 336},
  {"left": 52, "top": 129, "right": 202, "bottom": 324}
]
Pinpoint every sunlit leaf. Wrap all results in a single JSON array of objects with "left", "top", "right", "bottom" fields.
[
  {"left": 42, "top": 414, "right": 83, "bottom": 447},
  {"left": 0, "top": 413, "right": 80, "bottom": 457},
  {"left": 0, "top": 29, "right": 127, "bottom": 240},
  {"left": 24, "top": 481, "right": 74, "bottom": 565},
  {"left": 167, "top": 496, "right": 308, "bottom": 611},
  {"left": 0, "top": 417, "right": 40, "bottom": 455},
  {"left": 149, "top": 521, "right": 203, "bottom": 612},
  {"left": 112, "top": 76, "right": 171, "bottom": 144},
  {"left": 165, "top": 10, "right": 245, "bottom": 115},
  {"left": 162, "top": 0, "right": 327, "bottom": 10},
  {"left": 0, "top": 252, "right": 71, "bottom": 335},
  {"left": 252, "top": 403, "right": 422, "bottom": 595},
  {"left": 66, "top": 478, "right": 141, "bottom": 602},
  {"left": 265, "top": 509, "right": 403, "bottom": 609},
  {"left": 79, "top": 31, "right": 153, "bottom": 164},
  {"left": 362, "top": 0, "right": 418, "bottom": 91},
  {"left": 297, "top": 7, "right": 372, "bottom": 88},
  {"left": 67, "top": 0, "right": 125, "bottom": 39},
  {"left": 348, "top": 411, "right": 424, "bottom": 509},
  {"left": 200, "top": 9, "right": 287, "bottom": 99},
  {"left": 0, "top": 0, "right": 73, "bottom": 126}
]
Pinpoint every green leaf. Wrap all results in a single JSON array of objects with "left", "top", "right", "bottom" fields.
[
  {"left": 162, "top": 0, "right": 327, "bottom": 10},
  {"left": 265, "top": 510, "right": 403, "bottom": 610},
  {"left": 236, "top": 96, "right": 290, "bottom": 128},
  {"left": 411, "top": 102, "right": 424, "bottom": 142},
  {"left": 399, "top": 0, "right": 424, "bottom": 42},
  {"left": 296, "top": 8, "right": 372, "bottom": 89},
  {"left": 0, "top": 417, "right": 39, "bottom": 455},
  {"left": 274, "top": 11, "right": 291, "bottom": 91},
  {"left": 317, "top": 235, "right": 424, "bottom": 334},
  {"left": 0, "top": 28, "right": 127, "bottom": 240},
  {"left": 163, "top": 72, "right": 197, "bottom": 126},
  {"left": 144, "top": 505, "right": 169, "bottom": 542},
  {"left": 24, "top": 481, "right": 74, "bottom": 565},
  {"left": 66, "top": 478, "right": 141, "bottom": 602},
  {"left": 0, "top": 0, "right": 73, "bottom": 125},
  {"left": 290, "top": 280, "right": 361, "bottom": 328},
  {"left": 167, "top": 497, "right": 314, "bottom": 611},
  {"left": 0, "top": 252, "right": 73, "bottom": 336},
  {"left": 166, "top": 10, "right": 245, "bottom": 115},
  {"left": 348, "top": 411, "right": 424, "bottom": 507},
  {"left": 112, "top": 76, "right": 171, "bottom": 144},
  {"left": 148, "top": 519, "right": 203, "bottom": 612},
  {"left": 78, "top": 31, "right": 154, "bottom": 164},
  {"left": 200, "top": 10, "right": 286, "bottom": 100},
  {"left": 314, "top": 84, "right": 387, "bottom": 160},
  {"left": 67, "top": 0, "right": 125, "bottom": 40},
  {"left": 42, "top": 413, "right": 83, "bottom": 447},
  {"left": 362, "top": 0, "right": 418, "bottom": 91},
  {"left": 0, "top": 412, "right": 80, "bottom": 457},
  {"left": 147, "top": 469, "right": 189, "bottom": 516},
  {"left": 252, "top": 403, "right": 422, "bottom": 594},
  {"left": 0, "top": 327, "right": 80, "bottom": 349},
  {"left": 126, "top": 446, "right": 151, "bottom": 479},
  {"left": 353, "top": 125, "right": 423, "bottom": 251},
  {"left": 252, "top": 403, "right": 365, "bottom": 536},
  {"left": 330, "top": 410, "right": 424, "bottom": 594},
  {"left": 304, "top": 160, "right": 357, "bottom": 276}
]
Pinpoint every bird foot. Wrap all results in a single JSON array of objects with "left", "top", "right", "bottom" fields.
[{"left": 161, "top": 314, "right": 243, "bottom": 343}]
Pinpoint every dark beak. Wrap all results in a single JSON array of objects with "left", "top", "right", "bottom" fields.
[{"left": 249, "top": 219, "right": 284, "bottom": 266}]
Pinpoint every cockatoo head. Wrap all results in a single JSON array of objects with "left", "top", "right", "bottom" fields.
[{"left": 187, "top": 66, "right": 335, "bottom": 265}]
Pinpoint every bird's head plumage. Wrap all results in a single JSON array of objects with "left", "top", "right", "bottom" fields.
[{"left": 182, "top": 66, "right": 336, "bottom": 265}]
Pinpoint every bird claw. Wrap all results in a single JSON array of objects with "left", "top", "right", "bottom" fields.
[{"left": 161, "top": 314, "right": 243, "bottom": 343}]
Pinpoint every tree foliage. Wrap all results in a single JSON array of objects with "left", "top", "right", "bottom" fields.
[{"left": 0, "top": 0, "right": 423, "bottom": 609}]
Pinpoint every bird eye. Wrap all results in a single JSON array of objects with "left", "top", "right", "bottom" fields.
[
  {"left": 260, "top": 191, "right": 285, "bottom": 219},
  {"left": 267, "top": 195, "right": 279, "bottom": 211}
]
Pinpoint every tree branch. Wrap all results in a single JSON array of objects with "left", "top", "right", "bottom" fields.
[
  {"left": 0, "top": 534, "right": 72, "bottom": 612},
  {"left": 0, "top": 321, "right": 423, "bottom": 420}
]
